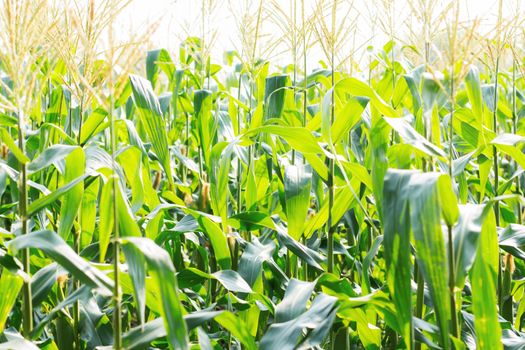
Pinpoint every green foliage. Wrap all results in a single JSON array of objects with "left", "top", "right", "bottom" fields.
[{"left": 0, "top": 2, "right": 524, "bottom": 349}]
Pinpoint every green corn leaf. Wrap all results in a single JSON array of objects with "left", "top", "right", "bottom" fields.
[
  {"left": 214, "top": 311, "right": 257, "bottom": 350},
  {"left": 209, "top": 140, "right": 235, "bottom": 225},
  {"left": 332, "top": 97, "right": 369, "bottom": 144},
  {"left": 383, "top": 170, "right": 459, "bottom": 349},
  {"left": 7, "top": 230, "right": 113, "bottom": 295},
  {"left": 274, "top": 279, "right": 316, "bottom": 323},
  {"left": 31, "top": 285, "right": 92, "bottom": 338},
  {"left": 260, "top": 293, "right": 338, "bottom": 350},
  {"left": 31, "top": 263, "right": 60, "bottom": 307},
  {"left": 117, "top": 146, "right": 144, "bottom": 213},
  {"left": 237, "top": 239, "right": 276, "bottom": 287},
  {"left": 121, "top": 237, "right": 189, "bottom": 350},
  {"left": 194, "top": 213, "right": 232, "bottom": 270},
  {"left": 471, "top": 205, "right": 502, "bottom": 349},
  {"left": 27, "top": 174, "right": 89, "bottom": 217},
  {"left": 122, "top": 311, "right": 223, "bottom": 350},
  {"left": 382, "top": 170, "right": 413, "bottom": 349},
  {"left": 406, "top": 172, "right": 452, "bottom": 348},
  {"left": 500, "top": 224, "right": 525, "bottom": 260},
  {"left": 58, "top": 147, "right": 84, "bottom": 241},
  {"left": 0, "top": 338, "right": 39, "bottom": 350},
  {"left": 274, "top": 220, "right": 325, "bottom": 270},
  {"left": 321, "top": 87, "right": 369, "bottom": 146},
  {"left": 492, "top": 133, "right": 525, "bottom": 169},
  {"left": 264, "top": 75, "right": 290, "bottom": 120},
  {"left": 27, "top": 144, "right": 77, "bottom": 174},
  {"left": 465, "top": 66, "right": 483, "bottom": 122},
  {"left": 247, "top": 125, "right": 325, "bottom": 155},
  {"left": 121, "top": 243, "right": 147, "bottom": 328},
  {"left": 244, "top": 123, "right": 330, "bottom": 178},
  {"left": 0, "top": 128, "right": 29, "bottom": 164},
  {"left": 453, "top": 205, "right": 484, "bottom": 288},
  {"left": 139, "top": 202, "right": 233, "bottom": 270},
  {"left": 146, "top": 48, "right": 171, "bottom": 88},
  {"left": 194, "top": 89, "right": 215, "bottom": 168},
  {"left": 177, "top": 267, "right": 252, "bottom": 293},
  {"left": 229, "top": 212, "right": 324, "bottom": 269},
  {"left": 0, "top": 269, "right": 23, "bottom": 332},
  {"left": 80, "top": 178, "right": 99, "bottom": 247},
  {"left": 304, "top": 180, "right": 358, "bottom": 238},
  {"left": 284, "top": 163, "right": 312, "bottom": 240},
  {"left": 384, "top": 117, "right": 446, "bottom": 158},
  {"left": 98, "top": 178, "right": 114, "bottom": 262},
  {"left": 334, "top": 77, "right": 398, "bottom": 118},
  {"left": 79, "top": 108, "right": 107, "bottom": 145},
  {"left": 403, "top": 72, "right": 422, "bottom": 114},
  {"left": 129, "top": 74, "right": 174, "bottom": 190},
  {"left": 338, "top": 307, "right": 382, "bottom": 349}
]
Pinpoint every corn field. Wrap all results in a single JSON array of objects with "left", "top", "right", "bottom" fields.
[{"left": 1, "top": 0, "right": 525, "bottom": 349}]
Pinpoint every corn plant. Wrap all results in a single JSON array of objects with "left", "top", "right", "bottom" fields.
[{"left": 1, "top": 0, "right": 525, "bottom": 349}]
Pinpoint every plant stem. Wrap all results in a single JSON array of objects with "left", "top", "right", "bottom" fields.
[
  {"left": 72, "top": 95, "right": 85, "bottom": 349},
  {"left": 447, "top": 59, "right": 458, "bottom": 341},
  {"left": 414, "top": 262, "right": 424, "bottom": 350},
  {"left": 184, "top": 111, "right": 190, "bottom": 184},
  {"left": 492, "top": 58, "right": 500, "bottom": 226},
  {"left": 112, "top": 177, "right": 122, "bottom": 350},
  {"left": 501, "top": 253, "right": 513, "bottom": 321},
  {"left": 326, "top": 0, "right": 337, "bottom": 275},
  {"left": 512, "top": 59, "right": 522, "bottom": 224},
  {"left": 236, "top": 71, "right": 243, "bottom": 214},
  {"left": 200, "top": 0, "right": 206, "bottom": 89},
  {"left": 246, "top": 75, "right": 255, "bottom": 243},
  {"left": 108, "top": 25, "right": 122, "bottom": 350},
  {"left": 18, "top": 109, "right": 32, "bottom": 337},
  {"left": 512, "top": 59, "right": 522, "bottom": 221},
  {"left": 327, "top": 75, "right": 335, "bottom": 272},
  {"left": 447, "top": 224, "right": 458, "bottom": 339},
  {"left": 300, "top": 4, "right": 309, "bottom": 281},
  {"left": 233, "top": 71, "right": 243, "bottom": 271},
  {"left": 390, "top": 0, "right": 396, "bottom": 93},
  {"left": 67, "top": 73, "right": 73, "bottom": 137},
  {"left": 77, "top": 98, "right": 84, "bottom": 145},
  {"left": 302, "top": 0, "right": 307, "bottom": 164},
  {"left": 291, "top": 0, "right": 297, "bottom": 165},
  {"left": 327, "top": 158, "right": 334, "bottom": 274},
  {"left": 448, "top": 68, "right": 454, "bottom": 179},
  {"left": 73, "top": 229, "right": 81, "bottom": 350}
]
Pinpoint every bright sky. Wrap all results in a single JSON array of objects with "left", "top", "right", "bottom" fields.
[{"left": 118, "top": 0, "right": 517, "bottom": 67}]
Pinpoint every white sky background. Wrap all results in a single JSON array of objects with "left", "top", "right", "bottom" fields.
[{"left": 116, "top": 0, "right": 521, "bottom": 69}]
